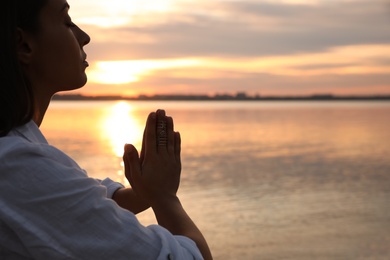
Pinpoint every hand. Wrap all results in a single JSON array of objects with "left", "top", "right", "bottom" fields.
[
  {"left": 123, "top": 110, "right": 213, "bottom": 260},
  {"left": 123, "top": 110, "right": 181, "bottom": 205}
]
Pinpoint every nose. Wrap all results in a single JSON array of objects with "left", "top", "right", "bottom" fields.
[
  {"left": 81, "top": 29, "right": 91, "bottom": 46},
  {"left": 76, "top": 26, "right": 91, "bottom": 47}
]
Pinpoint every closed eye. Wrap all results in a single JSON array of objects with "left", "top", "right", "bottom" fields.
[
  {"left": 65, "top": 15, "right": 76, "bottom": 28},
  {"left": 66, "top": 22, "right": 76, "bottom": 27}
]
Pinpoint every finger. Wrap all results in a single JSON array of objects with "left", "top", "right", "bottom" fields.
[
  {"left": 174, "top": 132, "right": 181, "bottom": 164},
  {"left": 140, "top": 128, "right": 146, "bottom": 164},
  {"left": 123, "top": 144, "right": 141, "bottom": 188},
  {"left": 156, "top": 110, "right": 168, "bottom": 151},
  {"left": 166, "top": 116, "right": 175, "bottom": 154},
  {"left": 144, "top": 112, "right": 157, "bottom": 156},
  {"left": 156, "top": 109, "right": 166, "bottom": 117}
]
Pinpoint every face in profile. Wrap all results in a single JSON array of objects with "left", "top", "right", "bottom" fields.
[{"left": 23, "top": 0, "right": 90, "bottom": 95}]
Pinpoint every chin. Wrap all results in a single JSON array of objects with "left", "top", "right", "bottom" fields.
[
  {"left": 61, "top": 75, "right": 88, "bottom": 91},
  {"left": 56, "top": 85, "right": 86, "bottom": 95}
]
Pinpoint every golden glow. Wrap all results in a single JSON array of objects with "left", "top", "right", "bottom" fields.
[
  {"left": 88, "top": 59, "right": 201, "bottom": 84},
  {"left": 87, "top": 44, "right": 390, "bottom": 86},
  {"left": 69, "top": 0, "right": 390, "bottom": 96},
  {"left": 72, "top": 0, "right": 176, "bottom": 27},
  {"left": 88, "top": 62, "right": 139, "bottom": 84},
  {"left": 102, "top": 101, "right": 143, "bottom": 157},
  {"left": 76, "top": 17, "right": 132, "bottom": 28}
]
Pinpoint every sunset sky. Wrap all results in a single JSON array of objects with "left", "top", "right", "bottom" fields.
[{"left": 68, "top": 0, "right": 390, "bottom": 97}]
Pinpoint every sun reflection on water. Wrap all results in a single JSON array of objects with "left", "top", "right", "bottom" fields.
[{"left": 102, "top": 101, "right": 143, "bottom": 158}]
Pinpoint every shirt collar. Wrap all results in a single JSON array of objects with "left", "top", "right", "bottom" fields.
[{"left": 11, "top": 120, "right": 48, "bottom": 144}]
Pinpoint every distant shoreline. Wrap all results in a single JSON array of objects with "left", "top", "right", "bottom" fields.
[{"left": 52, "top": 93, "right": 390, "bottom": 101}]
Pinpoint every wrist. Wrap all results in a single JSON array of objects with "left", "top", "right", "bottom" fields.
[{"left": 150, "top": 194, "right": 181, "bottom": 211}]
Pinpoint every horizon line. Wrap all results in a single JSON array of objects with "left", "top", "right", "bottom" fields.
[{"left": 52, "top": 93, "right": 390, "bottom": 101}]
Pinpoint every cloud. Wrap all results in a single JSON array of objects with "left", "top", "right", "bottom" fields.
[
  {"left": 82, "top": 68, "right": 390, "bottom": 96},
  {"left": 71, "top": 0, "right": 390, "bottom": 96},
  {"left": 86, "top": 44, "right": 390, "bottom": 79},
  {"left": 80, "top": 0, "right": 390, "bottom": 61}
]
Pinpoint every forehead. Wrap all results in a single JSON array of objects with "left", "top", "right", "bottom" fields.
[
  {"left": 41, "top": 0, "right": 69, "bottom": 15},
  {"left": 36, "top": 0, "right": 69, "bottom": 26}
]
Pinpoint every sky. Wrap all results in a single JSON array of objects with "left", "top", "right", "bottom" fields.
[{"left": 68, "top": 0, "right": 390, "bottom": 97}]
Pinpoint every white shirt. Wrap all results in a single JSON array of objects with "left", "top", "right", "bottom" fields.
[{"left": 0, "top": 120, "right": 202, "bottom": 260}]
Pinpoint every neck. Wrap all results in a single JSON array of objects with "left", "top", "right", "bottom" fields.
[{"left": 33, "top": 92, "right": 52, "bottom": 127}]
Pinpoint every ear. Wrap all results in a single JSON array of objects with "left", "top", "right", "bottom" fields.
[{"left": 16, "top": 28, "right": 34, "bottom": 65}]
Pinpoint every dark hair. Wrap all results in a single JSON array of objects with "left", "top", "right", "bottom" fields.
[{"left": 0, "top": 0, "right": 47, "bottom": 137}]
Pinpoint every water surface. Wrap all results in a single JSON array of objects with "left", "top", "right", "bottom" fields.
[{"left": 42, "top": 101, "right": 390, "bottom": 260}]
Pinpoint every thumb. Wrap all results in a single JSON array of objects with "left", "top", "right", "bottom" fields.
[{"left": 123, "top": 144, "right": 141, "bottom": 188}]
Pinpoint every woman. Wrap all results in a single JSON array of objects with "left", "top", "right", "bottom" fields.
[{"left": 0, "top": 0, "right": 212, "bottom": 259}]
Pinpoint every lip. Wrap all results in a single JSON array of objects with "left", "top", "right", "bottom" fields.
[{"left": 82, "top": 53, "right": 88, "bottom": 67}]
